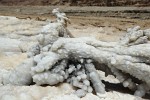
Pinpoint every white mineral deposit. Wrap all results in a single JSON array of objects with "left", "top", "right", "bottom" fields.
[{"left": 0, "top": 8, "right": 149, "bottom": 100}]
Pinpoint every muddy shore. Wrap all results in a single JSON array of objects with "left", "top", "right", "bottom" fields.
[{"left": 0, "top": 6, "right": 150, "bottom": 19}]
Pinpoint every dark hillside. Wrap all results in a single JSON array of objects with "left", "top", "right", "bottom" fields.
[{"left": 0, "top": 0, "right": 149, "bottom": 6}]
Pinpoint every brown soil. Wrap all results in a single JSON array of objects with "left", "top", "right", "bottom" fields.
[{"left": 0, "top": 6, "right": 150, "bottom": 20}]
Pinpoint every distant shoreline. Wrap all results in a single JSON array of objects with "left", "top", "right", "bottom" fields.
[{"left": 0, "top": 6, "right": 149, "bottom": 19}]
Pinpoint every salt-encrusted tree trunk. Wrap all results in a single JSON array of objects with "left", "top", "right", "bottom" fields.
[
  {"left": 1, "top": 8, "right": 150, "bottom": 98},
  {"left": 49, "top": 26, "right": 150, "bottom": 97}
]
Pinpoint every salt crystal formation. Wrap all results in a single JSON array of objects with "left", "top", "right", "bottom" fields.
[{"left": 1, "top": 8, "right": 150, "bottom": 98}]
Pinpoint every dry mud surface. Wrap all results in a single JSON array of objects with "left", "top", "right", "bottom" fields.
[
  {"left": 0, "top": 6, "right": 150, "bottom": 19},
  {"left": 0, "top": 13, "right": 150, "bottom": 100}
]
